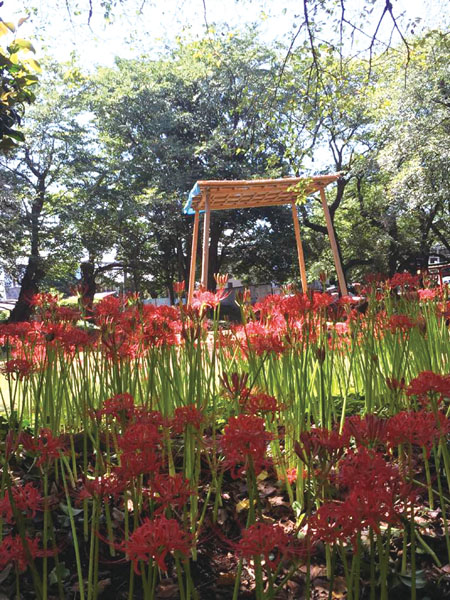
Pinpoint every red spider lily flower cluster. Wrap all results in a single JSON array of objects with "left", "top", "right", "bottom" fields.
[
  {"left": 122, "top": 515, "right": 191, "bottom": 574},
  {"left": 294, "top": 426, "right": 348, "bottom": 464},
  {"left": 170, "top": 405, "right": 205, "bottom": 434},
  {"left": 220, "top": 374, "right": 284, "bottom": 416},
  {"left": 0, "top": 358, "right": 36, "bottom": 380},
  {"left": 241, "top": 391, "right": 285, "bottom": 417},
  {"left": 145, "top": 473, "right": 191, "bottom": 514},
  {"left": 236, "top": 522, "right": 298, "bottom": 569},
  {"left": 191, "top": 288, "right": 230, "bottom": 312},
  {"left": 0, "top": 534, "right": 52, "bottom": 573},
  {"left": 309, "top": 447, "right": 412, "bottom": 547},
  {"left": 96, "top": 393, "right": 136, "bottom": 422},
  {"left": 221, "top": 414, "right": 274, "bottom": 478},
  {"left": 220, "top": 371, "right": 250, "bottom": 401},
  {"left": 386, "top": 409, "right": 448, "bottom": 455},
  {"left": 388, "top": 272, "right": 420, "bottom": 290},
  {"left": 407, "top": 371, "right": 450, "bottom": 404},
  {"left": 387, "top": 314, "right": 416, "bottom": 333},
  {"left": 342, "top": 414, "right": 388, "bottom": 448},
  {"left": 20, "top": 428, "right": 68, "bottom": 467},
  {"left": 79, "top": 472, "right": 128, "bottom": 501},
  {"left": 0, "top": 483, "right": 42, "bottom": 523},
  {"left": 117, "top": 423, "right": 163, "bottom": 479},
  {"left": 173, "top": 280, "right": 185, "bottom": 295},
  {"left": 418, "top": 288, "right": 436, "bottom": 301}
]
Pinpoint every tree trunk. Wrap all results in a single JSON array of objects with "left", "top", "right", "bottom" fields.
[
  {"left": 8, "top": 255, "right": 44, "bottom": 322},
  {"left": 80, "top": 261, "right": 97, "bottom": 317},
  {"left": 9, "top": 176, "right": 46, "bottom": 323}
]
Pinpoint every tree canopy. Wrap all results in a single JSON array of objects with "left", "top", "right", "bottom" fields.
[{"left": 0, "top": 17, "right": 448, "bottom": 319}]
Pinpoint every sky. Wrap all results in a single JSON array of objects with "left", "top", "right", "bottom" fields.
[{"left": 3, "top": 0, "right": 448, "bottom": 69}]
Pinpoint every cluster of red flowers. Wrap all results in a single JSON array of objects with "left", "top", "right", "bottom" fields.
[
  {"left": 236, "top": 522, "right": 298, "bottom": 569},
  {"left": 0, "top": 534, "right": 50, "bottom": 573},
  {"left": 20, "top": 428, "right": 68, "bottom": 467},
  {"left": 0, "top": 482, "right": 42, "bottom": 523},
  {"left": 0, "top": 358, "right": 36, "bottom": 380},
  {"left": 121, "top": 515, "right": 191, "bottom": 574},
  {"left": 308, "top": 447, "right": 412, "bottom": 547},
  {"left": 407, "top": 370, "right": 450, "bottom": 404},
  {"left": 221, "top": 414, "right": 274, "bottom": 478}
]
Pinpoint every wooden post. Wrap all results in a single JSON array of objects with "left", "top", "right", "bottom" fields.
[
  {"left": 319, "top": 187, "right": 348, "bottom": 296},
  {"left": 291, "top": 202, "right": 308, "bottom": 293},
  {"left": 201, "top": 192, "right": 211, "bottom": 289},
  {"left": 188, "top": 209, "right": 200, "bottom": 305}
]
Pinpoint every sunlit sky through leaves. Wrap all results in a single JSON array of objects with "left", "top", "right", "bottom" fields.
[{"left": 3, "top": 0, "right": 447, "bottom": 69}]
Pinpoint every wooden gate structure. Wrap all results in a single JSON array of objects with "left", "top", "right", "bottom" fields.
[{"left": 183, "top": 174, "right": 348, "bottom": 304}]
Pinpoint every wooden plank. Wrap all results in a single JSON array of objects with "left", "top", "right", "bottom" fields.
[
  {"left": 196, "top": 174, "right": 341, "bottom": 187},
  {"left": 190, "top": 175, "right": 343, "bottom": 211},
  {"left": 291, "top": 202, "right": 308, "bottom": 293},
  {"left": 188, "top": 209, "right": 200, "bottom": 305},
  {"left": 201, "top": 192, "right": 211, "bottom": 289},
  {"left": 319, "top": 187, "right": 348, "bottom": 296}
]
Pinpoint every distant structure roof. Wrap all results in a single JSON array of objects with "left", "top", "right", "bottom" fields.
[{"left": 183, "top": 174, "right": 341, "bottom": 214}]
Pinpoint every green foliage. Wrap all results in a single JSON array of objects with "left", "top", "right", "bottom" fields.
[{"left": 0, "top": 18, "right": 40, "bottom": 151}]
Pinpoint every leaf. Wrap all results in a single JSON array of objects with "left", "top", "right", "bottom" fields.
[
  {"left": 24, "top": 58, "right": 41, "bottom": 73},
  {"left": 0, "top": 22, "right": 15, "bottom": 34},
  {"left": 12, "top": 38, "right": 36, "bottom": 53},
  {"left": 49, "top": 562, "right": 70, "bottom": 585},
  {"left": 59, "top": 502, "right": 83, "bottom": 516},
  {"left": 3, "top": 128, "right": 25, "bottom": 142},
  {"left": 0, "top": 564, "right": 12, "bottom": 584},
  {"left": 399, "top": 569, "right": 427, "bottom": 589},
  {"left": 18, "top": 16, "right": 30, "bottom": 28},
  {"left": 236, "top": 498, "right": 256, "bottom": 513}
]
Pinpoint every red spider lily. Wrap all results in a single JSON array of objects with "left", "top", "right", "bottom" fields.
[
  {"left": 418, "top": 288, "right": 436, "bottom": 301},
  {"left": 343, "top": 414, "right": 388, "bottom": 448},
  {"left": 221, "top": 414, "right": 274, "bottom": 478},
  {"left": 173, "top": 280, "right": 185, "bottom": 295},
  {"left": 386, "top": 377, "right": 406, "bottom": 392},
  {"left": 338, "top": 447, "right": 403, "bottom": 493},
  {"left": 0, "top": 534, "right": 52, "bottom": 573},
  {"left": 309, "top": 486, "right": 403, "bottom": 547},
  {"left": 132, "top": 407, "right": 167, "bottom": 428},
  {"left": 388, "top": 272, "right": 420, "bottom": 290},
  {"left": 241, "top": 392, "right": 284, "bottom": 418},
  {"left": 191, "top": 288, "right": 230, "bottom": 312},
  {"left": 294, "top": 427, "right": 348, "bottom": 464},
  {"left": 0, "top": 482, "right": 42, "bottom": 523},
  {"left": 312, "top": 292, "right": 335, "bottom": 310},
  {"left": 220, "top": 371, "right": 250, "bottom": 400},
  {"left": 284, "top": 467, "right": 298, "bottom": 484},
  {"left": 170, "top": 405, "right": 205, "bottom": 434},
  {"left": 20, "top": 428, "right": 68, "bottom": 467},
  {"left": 241, "top": 321, "right": 286, "bottom": 355},
  {"left": 214, "top": 273, "right": 229, "bottom": 289},
  {"left": 29, "top": 292, "right": 60, "bottom": 309},
  {"left": 0, "top": 358, "right": 35, "bottom": 380},
  {"left": 147, "top": 473, "right": 191, "bottom": 513},
  {"left": 79, "top": 472, "right": 128, "bottom": 501},
  {"left": 117, "top": 423, "right": 162, "bottom": 479},
  {"left": 236, "top": 522, "right": 297, "bottom": 569},
  {"left": 94, "top": 295, "right": 125, "bottom": 320},
  {"left": 386, "top": 410, "right": 449, "bottom": 455},
  {"left": 0, "top": 322, "right": 34, "bottom": 343},
  {"left": 98, "top": 393, "right": 135, "bottom": 421},
  {"left": 387, "top": 314, "right": 415, "bottom": 333},
  {"left": 122, "top": 516, "right": 191, "bottom": 574},
  {"left": 407, "top": 371, "right": 450, "bottom": 404}
]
